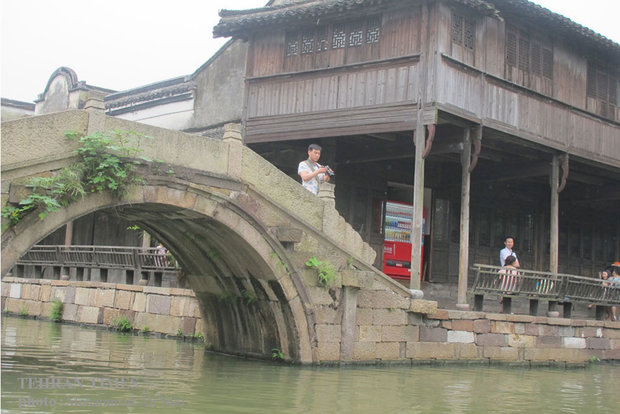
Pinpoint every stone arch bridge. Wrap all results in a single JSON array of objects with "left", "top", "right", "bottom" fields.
[{"left": 2, "top": 110, "right": 433, "bottom": 364}]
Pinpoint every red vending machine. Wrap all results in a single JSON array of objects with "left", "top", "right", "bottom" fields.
[{"left": 382, "top": 201, "right": 425, "bottom": 281}]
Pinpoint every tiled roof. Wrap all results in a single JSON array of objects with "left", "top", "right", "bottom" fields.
[{"left": 214, "top": 0, "right": 619, "bottom": 53}]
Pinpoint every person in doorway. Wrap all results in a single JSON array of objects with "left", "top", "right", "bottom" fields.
[
  {"left": 500, "top": 236, "right": 520, "bottom": 268},
  {"left": 298, "top": 143, "right": 331, "bottom": 195},
  {"left": 588, "top": 268, "right": 614, "bottom": 321}
]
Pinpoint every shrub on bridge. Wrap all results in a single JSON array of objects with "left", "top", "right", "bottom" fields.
[{"left": 1, "top": 130, "right": 151, "bottom": 229}]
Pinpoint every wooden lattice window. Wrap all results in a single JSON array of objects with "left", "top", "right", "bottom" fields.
[
  {"left": 332, "top": 24, "right": 346, "bottom": 49},
  {"left": 301, "top": 31, "right": 314, "bottom": 54},
  {"left": 366, "top": 17, "right": 381, "bottom": 44},
  {"left": 317, "top": 26, "right": 329, "bottom": 52},
  {"left": 285, "top": 32, "right": 299, "bottom": 57},
  {"left": 506, "top": 26, "right": 553, "bottom": 80},
  {"left": 587, "top": 63, "right": 618, "bottom": 118},
  {"left": 452, "top": 12, "right": 475, "bottom": 51},
  {"left": 348, "top": 22, "right": 364, "bottom": 47}
]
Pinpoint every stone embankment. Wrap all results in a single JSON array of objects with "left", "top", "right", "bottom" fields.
[
  {"left": 1, "top": 277, "right": 202, "bottom": 337},
  {"left": 2, "top": 277, "right": 619, "bottom": 365}
]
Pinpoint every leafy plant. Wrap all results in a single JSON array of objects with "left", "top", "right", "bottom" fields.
[
  {"left": 66, "top": 130, "right": 151, "bottom": 196},
  {"left": 177, "top": 328, "right": 183, "bottom": 337},
  {"left": 305, "top": 256, "right": 337, "bottom": 287},
  {"left": 49, "top": 299, "right": 63, "bottom": 322},
  {"left": 142, "top": 326, "right": 151, "bottom": 334},
  {"left": 20, "top": 305, "right": 28, "bottom": 316},
  {"left": 218, "top": 291, "right": 237, "bottom": 304},
  {"left": 241, "top": 289, "right": 257, "bottom": 305},
  {"left": 2, "top": 130, "right": 151, "bottom": 229},
  {"left": 111, "top": 316, "right": 133, "bottom": 332},
  {"left": 271, "top": 348, "right": 284, "bottom": 361}
]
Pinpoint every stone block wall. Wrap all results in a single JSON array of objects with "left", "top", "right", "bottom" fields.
[
  {"left": 3, "top": 276, "right": 619, "bottom": 365},
  {"left": 1, "top": 277, "right": 203, "bottom": 338}
]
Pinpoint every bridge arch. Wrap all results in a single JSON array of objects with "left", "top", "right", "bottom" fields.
[{"left": 1, "top": 181, "right": 318, "bottom": 363}]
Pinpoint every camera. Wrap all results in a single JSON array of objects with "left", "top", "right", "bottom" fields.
[{"left": 324, "top": 165, "right": 335, "bottom": 176}]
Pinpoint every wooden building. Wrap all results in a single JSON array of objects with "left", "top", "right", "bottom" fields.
[{"left": 215, "top": 0, "right": 620, "bottom": 304}]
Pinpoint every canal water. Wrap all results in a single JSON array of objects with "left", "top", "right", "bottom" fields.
[{"left": 2, "top": 316, "right": 619, "bottom": 413}]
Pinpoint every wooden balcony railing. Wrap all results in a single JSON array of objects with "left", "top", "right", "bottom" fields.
[
  {"left": 16, "top": 245, "right": 178, "bottom": 272},
  {"left": 470, "top": 264, "right": 619, "bottom": 319}
]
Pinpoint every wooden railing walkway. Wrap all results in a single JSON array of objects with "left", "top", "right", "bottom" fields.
[
  {"left": 16, "top": 245, "right": 177, "bottom": 272},
  {"left": 470, "top": 264, "right": 620, "bottom": 319}
]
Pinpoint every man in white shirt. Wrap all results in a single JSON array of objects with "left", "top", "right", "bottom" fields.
[
  {"left": 500, "top": 236, "right": 520, "bottom": 268},
  {"left": 298, "top": 144, "right": 330, "bottom": 195}
]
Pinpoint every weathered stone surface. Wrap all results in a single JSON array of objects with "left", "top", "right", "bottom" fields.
[
  {"left": 23, "top": 284, "right": 41, "bottom": 300},
  {"left": 103, "top": 308, "right": 121, "bottom": 325},
  {"left": 605, "top": 329, "right": 620, "bottom": 339},
  {"left": 472, "top": 319, "right": 491, "bottom": 333},
  {"left": 508, "top": 334, "right": 535, "bottom": 348},
  {"left": 114, "top": 290, "right": 133, "bottom": 310},
  {"left": 419, "top": 326, "right": 447, "bottom": 342},
  {"left": 541, "top": 325, "right": 559, "bottom": 336},
  {"left": 182, "top": 317, "right": 197, "bottom": 335},
  {"left": 578, "top": 327, "right": 603, "bottom": 338},
  {"left": 476, "top": 333, "right": 507, "bottom": 347},
  {"left": 62, "top": 304, "right": 78, "bottom": 321},
  {"left": 524, "top": 324, "right": 540, "bottom": 336},
  {"left": 92, "top": 289, "right": 115, "bottom": 308},
  {"left": 74, "top": 287, "right": 90, "bottom": 306},
  {"left": 77, "top": 306, "right": 100, "bottom": 324},
  {"left": 40, "top": 285, "right": 52, "bottom": 302},
  {"left": 9, "top": 283, "right": 22, "bottom": 299},
  {"left": 409, "top": 299, "right": 438, "bottom": 315},
  {"left": 427, "top": 309, "right": 449, "bottom": 320},
  {"left": 482, "top": 346, "right": 518, "bottom": 361},
  {"left": 563, "top": 337, "right": 586, "bottom": 349},
  {"left": 547, "top": 317, "right": 571, "bottom": 326},
  {"left": 25, "top": 300, "right": 42, "bottom": 316},
  {"left": 358, "top": 325, "right": 382, "bottom": 342},
  {"left": 376, "top": 342, "right": 401, "bottom": 360},
  {"left": 356, "top": 308, "right": 373, "bottom": 326},
  {"left": 315, "top": 306, "right": 339, "bottom": 324},
  {"left": 382, "top": 325, "right": 419, "bottom": 342},
  {"left": 132, "top": 293, "right": 147, "bottom": 312},
  {"left": 536, "top": 336, "right": 562, "bottom": 348},
  {"left": 307, "top": 287, "right": 334, "bottom": 306},
  {"left": 147, "top": 294, "right": 171, "bottom": 315},
  {"left": 558, "top": 326, "right": 575, "bottom": 337},
  {"left": 586, "top": 337, "right": 611, "bottom": 350},
  {"left": 491, "top": 321, "right": 514, "bottom": 334},
  {"left": 317, "top": 342, "right": 341, "bottom": 361},
  {"left": 524, "top": 348, "right": 589, "bottom": 363},
  {"left": 451, "top": 319, "right": 474, "bottom": 332},
  {"left": 455, "top": 343, "right": 479, "bottom": 359},
  {"left": 316, "top": 324, "right": 341, "bottom": 343},
  {"left": 373, "top": 309, "right": 407, "bottom": 325},
  {"left": 407, "top": 342, "right": 455, "bottom": 360},
  {"left": 447, "top": 310, "right": 485, "bottom": 320},
  {"left": 353, "top": 342, "right": 377, "bottom": 361},
  {"left": 447, "top": 330, "right": 475, "bottom": 343}
]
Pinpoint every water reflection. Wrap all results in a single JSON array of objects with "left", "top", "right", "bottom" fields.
[{"left": 2, "top": 316, "right": 619, "bottom": 413}]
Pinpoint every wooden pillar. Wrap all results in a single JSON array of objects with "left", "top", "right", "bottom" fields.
[
  {"left": 64, "top": 221, "right": 73, "bottom": 245},
  {"left": 548, "top": 155, "right": 561, "bottom": 317},
  {"left": 457, "top": 128, "right": 472, "bottom": 309},
  {"left": 549, "top": 155, "right": 560, "bottom": 274},
  {"left": 410, "top": 105, "right": 425, "bottom": 293},
  {"left": 142, "top": 231, "right": 151, "bottom": 249}
]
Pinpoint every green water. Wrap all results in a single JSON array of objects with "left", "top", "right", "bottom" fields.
[{"left": 1, "top": 316, "right": 619, "bottom": 413}]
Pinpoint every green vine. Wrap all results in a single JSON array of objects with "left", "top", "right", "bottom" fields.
[
  {"left": 1, "top": 130, "right": 151, "bottom": 229},
  {"left": 305, "top": 256, "right": 337, "bottom": 287}
]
